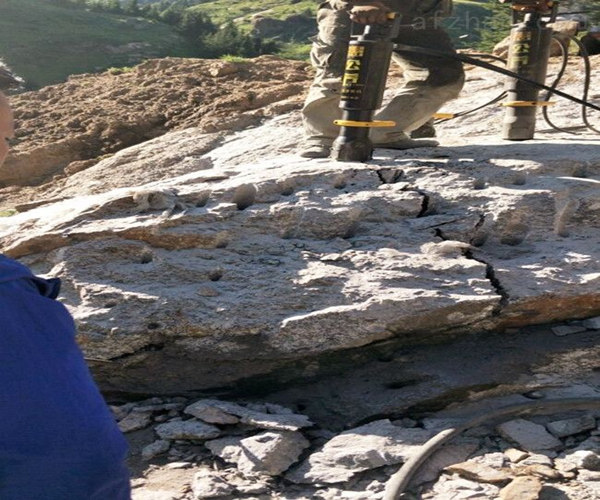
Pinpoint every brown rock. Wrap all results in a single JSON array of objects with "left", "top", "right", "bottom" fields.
[
  {"left": 445, "top": 461, "right": 513, "bottom": 485},
  {"left": 499, "top": 476, "right": 543, "bottom": 500}
]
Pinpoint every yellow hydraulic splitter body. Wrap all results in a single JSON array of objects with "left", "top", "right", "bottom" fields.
[
  {"left": 331, "top": 14, "right": 401, "bottom": 162},
  {"left": 501, "top": 0, "right": 559, "bottom": 140}
]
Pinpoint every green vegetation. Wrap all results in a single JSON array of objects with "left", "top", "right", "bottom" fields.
[
  {"left": 0, "top": 0, "right": 196, "bottom": 88},
  {"left": 49, "top": 0, "right": 280, "bottom": 66},
  {"left": 474, "top": 1, "right": 511, "bottom": 52},
  {"left": 444, "top": 0, "right": 497, "bottom": 49},
  {"left": 187, "top": 0, "right": 317, "bottom": 28},
  {"left": 220, "top": 55, "right": 249, "bottom": 63},
  {"left": 11, "top": 0, "right": 596, "bottom": 90},
  {"left": 277, "top": 42, "right": 312, "bottom": 61},
  {"left": 107, "top": 66, "right": 135, "bottom": 74}
]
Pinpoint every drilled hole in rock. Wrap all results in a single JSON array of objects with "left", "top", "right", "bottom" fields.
[
  {"left": 196, "top": 191, "right": 211, "bottom": 207},
  {"left": 140, "top": 252, "right": 153, "bottom": 264},
  {"left": 280, "top": 186, "right": 294, "bottom": 196},
  {"left": 385, "top": 378, "right": 421, "bottom": 390},
  {"left": 208, "top": 270, "right": 223, "bottom": 282},
  {"left": 147, "top": 322, "right": 161, "bottom": 330},
  {"left": 343, "top": 223, "right": 358, "bottom": 239},
  {"left": 143, "top": 343, "right": 165, "bottom": 352},
  {"left": 233, "top": 184, "right": 257, "bottom": 210}
]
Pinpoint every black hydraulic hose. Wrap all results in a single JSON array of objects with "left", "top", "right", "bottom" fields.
[
  {"left": 434, "top": 91, "right": 507, "bottom": 123},
  {"left": 541, "top": 35, "right": 574, "bottom": 134},
  {"left": 433, "top": 53, "right": 508, "bottom": 123},
  {"left": 393, "top": 44, "right": 600, "bottom": 114},
  {"left": 383, "top": 398, "right": 600, "bottom": 500},
  {"left": 567, "top": 35, "right": 600, "bottom": 135}
]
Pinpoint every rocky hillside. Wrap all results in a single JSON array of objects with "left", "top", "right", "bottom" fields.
[{"left": 1, "top": 50, "right": 600, "bottom": 500}]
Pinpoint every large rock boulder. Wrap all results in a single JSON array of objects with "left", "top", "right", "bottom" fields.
[{"left": 0, "top": 56, "right": 598, "bottom": 394}]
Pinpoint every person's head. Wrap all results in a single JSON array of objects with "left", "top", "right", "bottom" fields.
[{"left": 0, "top": 91, "right": 14, "bottom": 167}]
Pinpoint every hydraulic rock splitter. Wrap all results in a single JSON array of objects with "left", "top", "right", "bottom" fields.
[{"left": 331, "top": 0, "right": 599, "bottom": 162}]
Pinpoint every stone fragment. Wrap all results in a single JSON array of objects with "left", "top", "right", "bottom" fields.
[
  {"left": 499, "top": 476, "right": 543, "bottom": 500},
  {"left": 554, "top": 457, "right": 578, "bottom": 474},
  {"left": 518, "top": 464, "right": 563, "bottom": 480},
  {"left": 239, "top": 431, "right": 309, "bottom": 475},
  {"left": 205, "top": 436, "right": 244, "bottom": 464},
  {"left": 564, "top": 450, "right": 600, "bottom": 471},
  {"left": 164, "top": 462, "right": 192, "bottom": 469},
  {"left": 191, "top": 468, "right": 235, "bottom": 499},
  {"left": 155, "top": 420, "right": 221, "bottom": 441},
  {"left": 131, "top": 490, "right": 181, "bottom": 500},
  {"left": 546, "top": 415, "right": 596, "bottom": 438},
  {"left": 413, "top": 439, "right": 480, "bottom": 485},
  {"left": 497, "top": 419, "right": 562, "bottom": 451},
  {"left": 184, "top": 399, "right": 312, "bottom": 430},
  {"left": 286, "top": 420, "right": 433, "bottom": 484},
  {"left": 133, "top": 403, "right": 184, "bottom": 413},
  {"left": 184, "top": 401, "right": 240, "bottom": 425},
  {"left": 575, "top": 436, "right": 600, "bottom": 453},
  {"left": 551, "top": 325, "right": 587, "bottom": 336},
  {"left": 240, "top": 412, "right": 313, "bottom": 431},
  {"left": 141, "top": 439, "right": 170, "bottom": 461},
  {"left": 233, "top": 481, "right": 270, "bottom": 495},
  {"left": 504, "top": 448, "right": 528, "bottom": 463},
  {"left": 208, "top": 431, "right": 309, "bottom": 476},
  {"left": 577, "top": 469, "right": 600, "bottom": 481},
  {"left": 582, "top": 316, "right": 600, "bottom": 329},
  {"left": 118, "top": 411, "right": 153, "bottom": 433},
  {"left": 518, "top": 453, "right": 553, "bottom": 467},
  {"left": 445, "top": 457, "right": 513, "bottom": 485},
  {"left": 111, "top": 402, "right": 135, "bottom": 421},
  {"left": 424, "top": 473, "right": 501, "bottom": 499}
]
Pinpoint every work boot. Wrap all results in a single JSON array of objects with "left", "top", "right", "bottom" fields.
[
  {"left": 299, "top": 140, "right": 332, "bottom": 159},
  {"left": 410, "top": 119, "right": 437, "bottom": 139},
  {"left": 375, "top": 135, "right": 438, "bottom": 150}
]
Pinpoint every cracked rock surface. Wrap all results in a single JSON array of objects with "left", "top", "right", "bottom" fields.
[{"left": 0, "top": 56, "right": 598, "bottom": 393}]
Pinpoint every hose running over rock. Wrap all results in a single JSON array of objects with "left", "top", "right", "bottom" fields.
[{"left": 383, "top": 398, "right": 600, "bottom": 500}]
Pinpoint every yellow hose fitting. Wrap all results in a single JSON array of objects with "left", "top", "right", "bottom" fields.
[
  {"left": 333, "top": 119, "right": 396, "bottom": 128},
  {"left": 501, "top": 100, "right": 555, "bottom": 107}
]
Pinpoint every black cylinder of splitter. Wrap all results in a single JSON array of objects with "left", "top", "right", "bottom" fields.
[{"left": 502, "top": 14, "right": 554, "bottom": 140}]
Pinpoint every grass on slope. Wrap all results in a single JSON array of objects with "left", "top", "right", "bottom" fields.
[
  {"left": 188, "top": 0, "right": 494, "bottom": 58},
  {"left": 0, "top": 0, "right": 195, "bottom": 88},
  {"left": 189, "top": 0, "right": 317, "bottom": 27}
]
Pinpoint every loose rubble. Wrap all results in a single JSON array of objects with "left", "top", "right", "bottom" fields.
[{"left": 116, "top": 388, "right": 600, "bottom": 500}]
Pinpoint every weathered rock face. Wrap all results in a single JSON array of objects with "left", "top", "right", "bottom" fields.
[{"left": 0, "top": 56, "right": 598, "bottom": 394}]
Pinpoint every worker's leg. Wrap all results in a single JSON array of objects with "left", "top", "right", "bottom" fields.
[
  {"left": 301, "top": 3, "right": 351, "bottom": 149},
  {"left": 370, "top": 26, "right": 464, "bottom": 144}
]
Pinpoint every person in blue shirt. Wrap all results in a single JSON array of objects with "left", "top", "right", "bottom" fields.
[{"left": 0, "top": 75, "right": 131, "bottom": 499}]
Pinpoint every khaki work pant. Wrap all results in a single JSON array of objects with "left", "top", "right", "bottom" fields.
[{"left": 302, "top": 1, "right": 465, "bottom": 144}]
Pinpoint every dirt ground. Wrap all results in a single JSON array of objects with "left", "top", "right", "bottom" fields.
[{"left": 0, "top": 55, "right": 312, "bottom": 206}]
